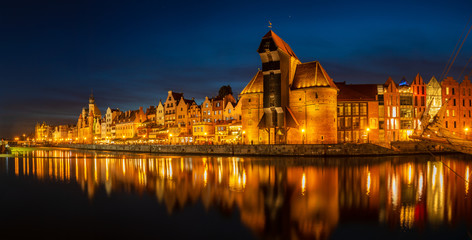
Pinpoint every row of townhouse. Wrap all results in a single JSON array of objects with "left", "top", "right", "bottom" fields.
[
  {"left": 335, "top": 75, "right": 472, "bottom": 145},
  {"left": 71, "top": 90, "right": 242, "bottom": 144}
]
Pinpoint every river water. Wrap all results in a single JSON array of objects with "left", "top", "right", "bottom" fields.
[{"left": 0, "top": 148, "right": 471, "bottom": 239}]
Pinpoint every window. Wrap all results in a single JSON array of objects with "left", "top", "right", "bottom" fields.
[
  {"left": 360, "top": 103, "right": 367, "bottom": 115},
  {"left": 352, "top": 103, "right": 359, "bottom": 115},
  {"left": 446, "top": 87, "right": 449, "bottom": 95},
  {"left": 452, "top": 88, "right": 455, "bottom": 95},
  {"left": 216, "top": 103, "right": 220, "bottom": 107},
  {"left": 454, "top": 99, "right": 456, "bottom": 106},
  {"left": 229, "top": 109, "right": 231, "bottom": 113},
  {"left": 205, "top": 103, "right": 208, "bottom": 107},
  {"left": 248, "top": 99, "right": 251, "bottom": 103},
  {"left": 345, "top": 104, "right": 351, "bottom": 115},
  {"left": 454, "top": 121, "right": 457, "bottom": 128},
  {"left": 337, "top": 104, "right": 344, "bottom": 116},
  {"left": 422, "top": 86, "right": 424, "bottom": 95}
]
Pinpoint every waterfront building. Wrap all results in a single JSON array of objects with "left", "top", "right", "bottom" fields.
[
  {"left": 100, "top": 117, "right": 107, "bottom": 140},
  {"left": 188, "top": 101, "right": 202, "bottom": 125},
  {"left": 163, "top": 91, "right": 183, "bottom": 127},
  {"left": 411, "top": 74, "right": 426, "bottom": 131},
  {"left": 379, "top": 77, "right": 400, "bottom": 143},
  {"left": 35, "top": 122, "right": 53, "bottom": 142},
  {"left": 201, "top": 97, "right": 212, "bottom": 123},
  {"left": 335, "top": 82, "right": 379, "bottom": 143},
  {"left": 426, "top": 76, "right": 442, "bottom": 121},
  {"left": 193, "top": 121, "right": 214, "bottom": 144},
  {"left": 442, "top": 76, "right": 460, "bottom": 134},
  {"left": 156, "top": 100, "right": 165, "bottom": 126},
  {"left": 398, "top": 77, "right": 414, "bottom": 141},
  {"left": 240, "top": 30, "right": 338, "bottom": 144},
  {"left": 77, "top": 93, "right": 102, "bottom": 144},
  {"left": 105, "top": 107, "right": 121, "bottom": 139},
  {"left": 175, "top": 97, "right": 196, "bottom": 143},
  {"left": 223, "top": 101, "right": 241, "bottom": 122},
  {"left": 459, "top": 76, "right": 472, "bottom": 138},
  {"left": 67, "top": 125, "right": 77, "bottom": 141},
  {"left": 115, "top": 107, "right": 146, "bottom": 139},
  {"left": 52, "top": 125, "right": 71, "bottom": 142}
]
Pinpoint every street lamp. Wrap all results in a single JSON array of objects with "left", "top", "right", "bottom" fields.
[
  {"left": 301, "top": 129, "right": 305, "bottom": 144},
  {"left": 366, "top": 128, "right": 370, "bottom": 143},
  {"left": 242, "top": 131, "right": 246, "bottom": 145},
  {"left": 204, "top": 132, "right": 207, "bottom": 144},
  {"left": 465, "top": 128, "right": 469, "bottom": 139}
]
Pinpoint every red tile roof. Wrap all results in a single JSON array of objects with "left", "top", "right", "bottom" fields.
[
  {"left": 262, "top": 30, "right": 298, "bottom": 59},
  {"left": 335, "top": 82, "right": 377, "bottom": 101}
]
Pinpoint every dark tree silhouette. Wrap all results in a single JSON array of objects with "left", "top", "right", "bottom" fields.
[{"left": 218, "top": 85, "right": 233, "bottom": 98}]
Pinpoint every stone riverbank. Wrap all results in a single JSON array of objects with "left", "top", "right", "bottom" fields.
[{"left": 55, "top": 141, "right": 454, "bottom": 157}]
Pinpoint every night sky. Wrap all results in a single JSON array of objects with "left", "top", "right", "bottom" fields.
[{"left": 1, "top": 0, "right": 471, "bottom": 138}]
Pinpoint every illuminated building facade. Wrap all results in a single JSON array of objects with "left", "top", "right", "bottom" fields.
[
  {"left": 115, "top": 107, "right": 146, "bottom": 139},
  {"left": 426, "top": 76, "right": 442, "bottom": 121},
  {"left": 459, "top": 76, "right": 472, "bottom": 138},
  {"left": 442, "top": 77, "right": 460, "bottom": 134},
  {"left": 77, "top": 93, "right": 102, "bottom": 143},
  {"left": 335, "top": 82, "right": 379, "bottom": 143},
  {"left": 240, "top": 30, "right": 338, "bottom": 144},
  {"left": 379, "top": 77, "right": 400, "bottom": 143},
  {"left": 398, "top": 77, "right": 414, "bottom": 141},
  {"left": 35, "top": 122, "right": 53, "bottom": 141}
]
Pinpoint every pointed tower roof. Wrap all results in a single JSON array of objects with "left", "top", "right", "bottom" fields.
[
  {"left": 291, "top": 61, "right": 338, "bottom": 90},
  {"left": 89, "top": 91, "right": 95, "bottom": 104},
  {"left": 259, "top": 30, "right": 298, "bottom": 59}
]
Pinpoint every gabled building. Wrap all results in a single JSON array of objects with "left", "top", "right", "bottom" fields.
[
  {"left": 240, "top": 30, "right": 338, "bottom": 144},
  {"left": 115, "top": 107, "right": 146, "bottom": 139},
  {"left": 156, "top": 100, "right": 165, "bottom": 126},
  {"left": 442, "top": 76, "right": 460, "bottom": 133},
  {"left": 459, "top": 76, "right": 472, "bottom": 136},
  {"left": 426, "top": 76, "right": 442, "bottom": 119},
  {"left": 379, "top": 77, "right": 400, "bottom": 143},
  {"left": 163, "top": 91, "right": 183, "bottom": 127},
  {"left": 411, "top": 73, "right": 426, "bottom": 133}
]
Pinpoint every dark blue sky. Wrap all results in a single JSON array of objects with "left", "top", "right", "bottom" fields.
[{"left": 1, "top": 0, "right": 471, "bottom": 138}]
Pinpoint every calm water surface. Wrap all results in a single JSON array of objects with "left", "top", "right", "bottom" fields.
[{"left": 1, "top": 148, "right": 472, "bottom": 239}]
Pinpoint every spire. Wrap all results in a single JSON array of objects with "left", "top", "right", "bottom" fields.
[{"left": 89, "top": 90, "right": 95, "bottom": 104}]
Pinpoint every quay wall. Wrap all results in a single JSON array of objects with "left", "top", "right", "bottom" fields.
[{"left": 55, "top": 142, "right": 452, "bottom": 157}]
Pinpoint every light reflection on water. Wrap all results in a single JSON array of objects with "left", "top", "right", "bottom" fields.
[{"left": 1, "top": 148, "right": 472, "bottom": 239}]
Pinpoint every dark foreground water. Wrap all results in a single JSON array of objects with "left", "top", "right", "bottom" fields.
[{"left": 0, "top": 148, "right": 472, "bottom": 239}]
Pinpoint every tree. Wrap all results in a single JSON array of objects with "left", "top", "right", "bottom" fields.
[{"left": 218, "top": 85, "right": 233, "bottom": 98}]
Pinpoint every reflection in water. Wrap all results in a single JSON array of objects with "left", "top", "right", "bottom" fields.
[{"left": 2, "top": 150, "right": 472, "bottom": 239}]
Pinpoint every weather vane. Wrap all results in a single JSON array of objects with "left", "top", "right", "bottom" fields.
[{"left": 268, "top": 21, "right": 272, "bottom": 29}]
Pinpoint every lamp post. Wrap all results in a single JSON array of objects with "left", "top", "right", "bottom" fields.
[
  {"left": 465, "top": 128, "right": 469, "bottom": 139},
  {"left": 366, "top": 128, "right": 370, "bottom": 143},
  {"left": 204, "top": 132, "right": 207, "bottom": 144},
  {"left": 301, "top": 129, "right": 305, "bottom": 144},
  {"left": 169, "top": 133, "right": 173, "bottom": 145},
  {"left": 242, "top": 131, "right": 246, "bottom": 145}
]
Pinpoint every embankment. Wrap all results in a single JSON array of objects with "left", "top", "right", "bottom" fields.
[{"left": 55, "top": 142, "right": 453, "bottom": 157}]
